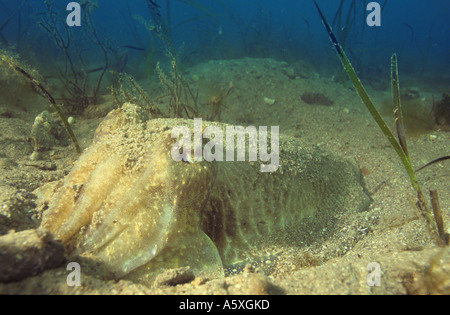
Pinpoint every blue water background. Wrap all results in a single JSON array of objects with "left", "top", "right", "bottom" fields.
[{"left": 0, "top": 0, "right": 449, "bottom": 86}]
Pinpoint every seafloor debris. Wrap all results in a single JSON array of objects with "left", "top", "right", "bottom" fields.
[
  {"left": 301, "top": 92, "right": 334, "bottom": 106},
  {"left": 432, "top": 92, "right": 450, "bottom": 129},
  {"left": 30, "top": 111, "right": 70, "bottom": 152},
  {"left": 0, "top": 229, "right": 65, "bottom": 282},
  {"left": 153, "top": 267, "right": 195, "bottom": 287}
]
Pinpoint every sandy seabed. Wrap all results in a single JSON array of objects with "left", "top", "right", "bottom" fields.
[{"left": 0, "top": 58, "right": 449, "bottom": 294}]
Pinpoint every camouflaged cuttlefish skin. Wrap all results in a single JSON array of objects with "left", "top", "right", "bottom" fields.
[{"left": 38, "top": 103, "right": 371, "bottom": 284}]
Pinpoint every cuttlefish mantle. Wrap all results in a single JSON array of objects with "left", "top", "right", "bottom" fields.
[{"left": 37, "top": 103, "right": 371, "bottom": 284}]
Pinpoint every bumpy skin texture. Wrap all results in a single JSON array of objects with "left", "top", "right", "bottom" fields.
[{"left": 38, "top": 103, "right": 371, "bottom": 284}]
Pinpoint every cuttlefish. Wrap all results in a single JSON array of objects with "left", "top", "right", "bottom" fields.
[{"left": 37, "top": 103, "right": 371, "bottom": 284}]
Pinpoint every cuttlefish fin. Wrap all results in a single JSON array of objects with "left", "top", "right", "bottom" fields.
[{"left": 123, "top": 229, "right": 224, "bottom": 284}]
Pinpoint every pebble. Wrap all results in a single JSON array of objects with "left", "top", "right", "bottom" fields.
[
  {"left": 67, "top": 117, "right": 75, "bottom": 125},
  {"left": 153, "top": 267, "right": 195, "bottom": 287},
  {"left": 29, "top": 151, "right": 42, "bottom": 161},
  {"left": 263, "top": 97, "right": 275, "bottom": 105}
]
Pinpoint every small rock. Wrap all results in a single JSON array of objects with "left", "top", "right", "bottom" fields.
[
  {"left": 0, "top": 229, "right": 65, "bottom": 282},
  {"left": 67, "top": 117, "right": 75, "bottom": 125},
  {"left": 403, "top": 87, "right": 421, "bottom": 100},
  {"left": 31, "top": 111, "right": 70, "bottom": 150},
  {"left": 29, "top": 151, "right": 43, "bottom": 161},
  {"left": 264, "top": 97, "right": 275, "bottom": 105},
  {"left": 153, "top": 266, "right": 195, "bottom": 287},
  {"left": 283, "top": 67, "right": 296, "bottom": 79},
  {"left": 360, "top": 167, "right": 370, "bottom": 176},
  {"left": 226, "top": 273, "right": 283, "bottom": 295}
]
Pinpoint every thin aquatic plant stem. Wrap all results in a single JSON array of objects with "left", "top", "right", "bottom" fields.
[
  {"left": 312, "top": 0, "right": 435, "bottom": 232},
  {"left": 13, "top": 65, "right": 82, "bottom": 154}
]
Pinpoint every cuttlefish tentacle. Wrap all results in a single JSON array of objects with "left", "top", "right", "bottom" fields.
[
  {"left": 40, "top": 105, "right": 223, "bottom": 280},
  {"left": 78, "top": 138, "right": 219, "bottom": 278},
  {"left": 41, "top": 141, "right": 122, "bottom": 241}
]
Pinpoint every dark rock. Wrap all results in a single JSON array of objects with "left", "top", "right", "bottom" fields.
[
  {"left": 0, "top": 229, "right": 65, "bottom": 282},
  {"left": 154, "top": 267, "right": 195, "bottom": 287}
]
